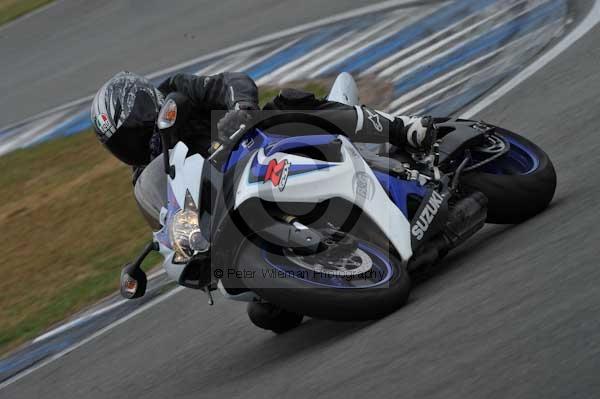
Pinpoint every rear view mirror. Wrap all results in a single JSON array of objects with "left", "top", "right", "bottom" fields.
[
  {"left": 157, "top": 92, "right": 191, "bottom": 179},
  {"left": 157, "top": 98, "right": 177, "bottom": 130},
  {"left": 120, "top": 263, "right": 148, "bottom": 299}
]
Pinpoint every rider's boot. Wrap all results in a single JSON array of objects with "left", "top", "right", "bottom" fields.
[{"left": 247, "top": 302, "right": 304, "bottom": 333}]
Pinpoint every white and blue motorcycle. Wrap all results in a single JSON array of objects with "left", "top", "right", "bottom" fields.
[{"left": 120, "top": 74, "right": 556, "bottom": 333}]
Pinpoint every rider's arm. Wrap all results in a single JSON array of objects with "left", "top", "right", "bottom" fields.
[
  {"left": 263, "top": 90, "right": 409, "bottom": 147},
  {"left": 158, "top": 72, "right": 259, "bottom": 110},
  {"left": 338, "top": 105, "right": 429, "bottom": 149},
  {"left": 305, "top": 101, "right": 411, "bottom": 148}
]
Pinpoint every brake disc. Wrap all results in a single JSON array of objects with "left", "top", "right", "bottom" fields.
[{"left": 285, "top": 247, "right": 373, "bottom": 276}]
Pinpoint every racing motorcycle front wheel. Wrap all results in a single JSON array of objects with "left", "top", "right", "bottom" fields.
[
  {"left": 460, "top": 128, "right": 557, "bottom": 224},
  {"left": 235, "top": 230, "right": 411, "bottom": 321}
]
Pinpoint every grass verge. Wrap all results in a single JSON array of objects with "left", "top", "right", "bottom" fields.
[
  {"left": 0, "top": 83, "right": 327, "bottom": 355},
  {"left": 0, "top": 0, "right": 53, "bottom": 26}
]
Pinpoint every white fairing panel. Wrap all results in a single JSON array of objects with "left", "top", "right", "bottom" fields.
[
  {"left": 155, "top": 142, "right": 205, "bottom": 282},
  {"left": 169, "top": 142, "right": 205, "bottom": 208},
  {"left": 327, "top": 72, "right": 359, "bottom": 106},
  {"left": 234, "top": 136, "right": 413, "bottom": 262}
]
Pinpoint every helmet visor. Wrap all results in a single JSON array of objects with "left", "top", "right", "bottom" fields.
[{"left": 105, "top": 124, "right": 154, "bottom": 166}]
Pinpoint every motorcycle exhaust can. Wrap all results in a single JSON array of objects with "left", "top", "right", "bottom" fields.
[{"left": 443, "top": 191, "right": 488, "bottom": 247}]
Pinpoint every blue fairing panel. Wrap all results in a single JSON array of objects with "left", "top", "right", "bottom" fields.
[
  {"left": 374, "top": 171, "right": 427, "bottom": 219},
  {"left": 223, "top": 129, "right": 272, "bottom": 173}
]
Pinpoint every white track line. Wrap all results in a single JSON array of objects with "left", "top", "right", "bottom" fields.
[
  {"left": 201, "top": 47, "right": 269, "bottom": 75},
  {"left": 388, "top": 49, "right": 502, "bottom": 112},
  {"left": 32, "top": 269, "right": 167, "bottom": 344},
  {"left": 256, "top": 30, "right": 356, "bottom": 85},
  {"left": 278, "top": 11, "right": 407, "bottom": 83},
  {"left": 390, "top": 18, "right": 564, "bottom": 115},
  {"left": 390, "top": 38, "right": 528, "bottom": 116},
  {"left": 307, "top": 6, "right": 439, "bottom": 79},
  {"left": 367, "top": 0, "right": 550, "bottom": 78},
  {"left": 462, "top": 0, "right": 600, "bottom": 118},
  {"left": 359, "top": 0, "right": 527, "bottom": 77},
  {"left": 239, "top": 37, "right": 309, "bottom": 76},
  {"left": 149, "top": 0, "right": 420, "bottom": 80},
  {"left": 387, "top": 1, "right": 547, "bottom": 85},
  {"left": 193, "top": 48, "right": 259, "bottom": 76},
  {"left": 385, "top": 19, "right": 558, "bottom": 113},
  {"left": 379, "top": 0, "right": 530, "bottom": 79},
  {"left": 361, "top": 10, "right": 478, "bottom": 77},
  {"left": 0, "top": 111, "right": 69, "bottom": 154},
  {"left": 0, "top": 286, "right": 185, "bottom": 391},
  {"left": 31, "top": 300, "right": 129, "bottom": 344}
]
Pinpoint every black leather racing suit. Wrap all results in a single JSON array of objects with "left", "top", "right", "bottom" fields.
[
  {"left": 153, "top": 72, "right": 260, "bottom": 159},
  {"left": 262, "top": 88, "right": 408, "bottom": 147},
  {"left": 153, "top": 74, "right": 407, "bottom": 162}
]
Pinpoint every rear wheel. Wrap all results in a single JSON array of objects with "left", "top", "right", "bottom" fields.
[{"left": 461, "top": 128, "right": 556, "bottom": 224}]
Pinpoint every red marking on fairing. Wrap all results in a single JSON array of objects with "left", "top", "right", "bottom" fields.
[{"left": 264, "top": 159, "right": 286, "bottom": 186}]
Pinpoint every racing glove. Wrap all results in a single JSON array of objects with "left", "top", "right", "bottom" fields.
[
  {"left": 217, "top": 109, "right": 252, "bottom": 139},
  {"left": 211, "top": 106, "right": 256, "bottom": 155}
]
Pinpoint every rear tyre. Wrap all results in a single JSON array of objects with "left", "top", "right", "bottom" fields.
[
  {"left": 247, "top": 302, "right": 304, "bottom": 333},
  {"left": 461, "top": 129, "right": 556, "bottom": 224}
]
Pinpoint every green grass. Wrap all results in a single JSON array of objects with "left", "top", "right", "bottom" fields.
[
  {"left": 0, "top": 83, "right": 327, "bottom": 355},
  {"left": 0, "top": 131, "right": 150, "bottom": 353},
  {"left": 258, "top": 82, "right": 329, "bottom": 104},
  {"left": 0, "top": 0, "right": 53, "bottom": 26}
]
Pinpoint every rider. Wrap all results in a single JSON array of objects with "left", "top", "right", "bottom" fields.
[{"left": 90, "top": 71, "right": 435, "bottom": 229}]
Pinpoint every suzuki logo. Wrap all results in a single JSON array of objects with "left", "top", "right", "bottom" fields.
[{"left": 411, "top": 191, "right": 444, "bottom": 241}]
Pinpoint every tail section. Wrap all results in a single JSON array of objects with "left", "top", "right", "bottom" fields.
[{"left": 327, "top": 72, "right": 359, "bottom": 106}]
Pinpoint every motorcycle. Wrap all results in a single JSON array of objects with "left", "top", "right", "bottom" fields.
[{"left": 120, "top": 73, "right": 556, "bottom": 333}]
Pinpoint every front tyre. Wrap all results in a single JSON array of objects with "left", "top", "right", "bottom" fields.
[
  {"left": 236, "top": 232, "right": 411, "bottom": 321},
  {"left": 461, "top": 128, "right": 556, "bottom": 224}
]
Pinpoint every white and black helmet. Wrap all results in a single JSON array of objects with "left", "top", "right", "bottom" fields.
[{"left": 91, "top": 71, "right": 164, "bottom": 165}]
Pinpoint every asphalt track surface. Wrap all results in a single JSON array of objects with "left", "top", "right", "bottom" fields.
[
  {"left": 2, "top": 1, "right": 600, "bottom": 399},
  {"left": 0, "top": 0, "right": 372, "bottom": 126}
]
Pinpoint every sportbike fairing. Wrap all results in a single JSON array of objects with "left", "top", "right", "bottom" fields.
[
  {"left": 234, "top": 135, "right": 414, "bottom": 262},
  {"left": 154, "top": 130, "right": 435, "bottom": 283}
]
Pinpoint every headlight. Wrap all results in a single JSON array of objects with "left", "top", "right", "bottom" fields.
[{"left": 169, "top": 192, "right": 209, "bottom": 264}]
